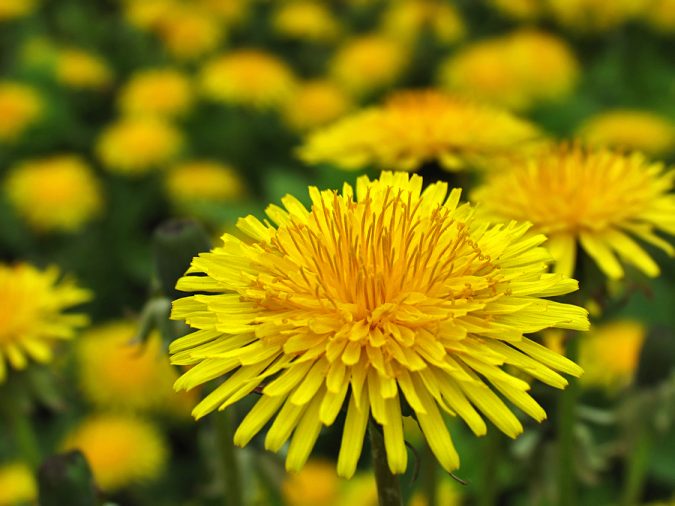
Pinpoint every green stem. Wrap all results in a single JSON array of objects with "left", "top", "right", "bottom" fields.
[
  {"left": 620, "top": 421, "right": 651, "bottom": 506},
  {"left": 557, "top": 333, "right": 579, "bottom": 506},
  {"left": 215, "top": 410, "right": 244, "bottom": 506},
  {"left": 369, "top": 420, "right": 403, "bottom": 506},
  {"left": 420, "top": 443, "right": 438, "bottom": 506},
  {"left": 479, "top": 429, "right": 501, "bottom": 506},
  {"left": 2, "top": 391, "right": 40, "bottom": 468}
]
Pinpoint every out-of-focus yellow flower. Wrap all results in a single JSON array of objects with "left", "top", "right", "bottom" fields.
[
  {"left": 76, "top": 321, "right": 184, "bottom": 413},
  {"left": 273, "top": 1, "right": 341, "bottom": 42},
  {"left": 121, "top": 0, "right": 178, "bottom": 30},
  {"left": 381, "top": 0, "right": 465, "bottom": 45},
  {"left": 473, "top": 146, "right": 675, "bottom": 279},
  {"left": 119, "top": 68, "right": 193, "bottom": 118},
  {"left": 438, "top": 30, "right": 579, "bottom": 111},
  {"left": 578, "top": 110, "right": 675, "bottom": 157},
  {"left": 579, "top": 320, "right": 646, "bottom": 390},
  {"left": 337, "top": 474, "right": 377, "bottom": 506},
  {"left": 0, "top": 81, "right": 43, "bottom": 142},
  {"left": 62, "top": 414, "right": 167, "bottom": 492},
  {"left": 299, "top": 90, "right": 543, "bottom": 171},
  {"left": 156, "top": 4, "right": 224, "bottom": 60},
  {"left": 0, "top": 263, "right": 90, "bottom": 383},
  {"left": 0, "top": 0, "right": 37, "bottom": 20},
  {"left": 546, "top": 0, "right": 649, "bottom": 31},
  {"left": 55, "top": 48, "right": 112, "bottom": 90},
  {"left": 489, "top": 0, "right": 542, "bottom": 20},
  {"left": 165, "top": 160, "right": 246, "bottom": 207},
  {"left": 97, "top": 116, "right": 183, "bottom": 175},
  {"left": 330, "top": 34, "right": 408, "bottom": 97},
  {"left": 642, "top": 0, "right": 675, "bottom": 32},
  {"left": 5, "top": 155, "right": 102, "bottom": 233},
  {"left": 0, "top": 463, "right": 36, "bottom": 506},
  {"left": 283, "top": 79, "right": 352, "bottom": 132},
  {"left": 197, "top": 0, "right": 250, "bottom": 25},
  {"left": 408, "top": 477, "right": 461, "bottom": 506},
  {"left": 200, "top": 49, "right": 297, "bottom": 109},
  {"left": 282, "top": 460, "right": 339, "bottom": 506}
]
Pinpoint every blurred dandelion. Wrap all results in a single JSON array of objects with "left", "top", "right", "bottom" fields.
[
  {"left": 272, "top": 1, "right": 341, "bottom": 43},
  {"left": 0, "top": 462, "right": 37, "bottom": 506},
  {"left": 282, "top": 79, "right": 352, "bottom": 132},
  {"left": 282, "top": 459, "right": 339, "bottom": 506},
  {"left": 118, "top": 68, "right": 193, "bottom": 118},
  {"left": 0, "top": 81, "right": 43, "bottom": 143},
  {"left": 170, "top": 172, "right": 588, "bottom": 478},
  {"left": 0, "top": 0, "right": 37, "bottom": 21},
  {"left": 54, "top": 48, "right": 112, "bottom": 90},
  {"left": 380, "top": 0, "right": 465, "bottom": 45}
]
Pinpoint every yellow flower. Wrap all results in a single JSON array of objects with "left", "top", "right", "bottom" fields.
[
  {"left": 0, "top": 0, "right": 37, "bottom": 20},
  {"left": 472, "top": 146, "right": 675, "bottom": 279},
  {"left": 0, "top": 81, "right": 43, "bottom": 142},
  {"left": 0, "top": 263, "right": 90, "bottom": 383},
  {"left": 283, "top": 79, "right": 352, "bottom": 132},
  {"left": 165, "top": 160, "right": 246, "bottom": 207},
  {"left": 0, "top": 463, "right": 36, "bottom": 506},
  {"left": 579, "top": 320, "right": 645, "bottom": 390},
  {"left": 330, "top": 35, "right": 408, "bottom": 97},
  {"left": 170, "top": 171, "right": 588, "bottom": 477},
  {"left": 408, "top": 477, "right": 461, "bottom": 506},
  {"left": 282, "top": 459, "right": 339, "bottom": 506},
  {"left": 380, "top": 0, "right": 465, "bottom": 45},
  {"left": 200, "top": 49, "right": 297, "bottom": 109},
  {"left": 438, "top": 30, "right": 578, "bottom": 111},
  {"left": 119, "top": 68, "right": 193, "bottom": 118},
  {"left": 299, "top": 90, "right": 543, "bottom": 171},
  {"left": 642, "top": 0, "right": 675, "bottom": 32},
  {"left": 197, "top": 0, "right": 251, "bottom": 25},
  {"left": 546, "top": 0, "right": 649, "bottom": 31},
  {"left": 337, "top": 474, "right": 377, "bottom": 506},
  {"left": 76, "top": 321, "right": 183, "bottom": 413},
  {"left": 121, "top": 0, "right": 178, "bottom": 30},
  {"left": 97, "top": 116, "right": 183, "bottom": 175},
  {"left": 55, "top": 48, "right": 112, "bottom": 90},
  {"left": 62, "top": 414, "right": 167, "bottom": 492},
  {"left": 5, "top": 155, "right": 102, "bottom": 233},
  {"left": 578, "top": 110, "right": 675, "bottom": 157},
  {"left": 272, "top": 1, "right": 341, "bottom": 43},
  {"left": 156, "top": 4, "right": 224, "bottom": 60}
]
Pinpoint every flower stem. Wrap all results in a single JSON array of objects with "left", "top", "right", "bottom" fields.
[
  {"left": 479, "top": 429, "right": 500, "bottom": 506},
  {"left": 215, "top": 410, "right": 244, "bottom": 506},
  {"left": 421, "top": 443, "right": 438, "bottom": 506},
  {"left": 557, "top": 333, "right": 579, "bottom": 506},
  {"left": 620, "top": 421, "right": 651, "bottom": 506},
  {"left": 369, "top": 420, "right": 403, "bottom": 506}
]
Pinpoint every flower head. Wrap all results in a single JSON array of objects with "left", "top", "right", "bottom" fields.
[
  {"left": 0, "top": 81, "right": 43, "bottom": 142},
  {"left": 62, "top": 414, "right": 167, "bottom": 492},
  {"left": 165, "top": 160, "right": 246, "bottom": 207},
  {"left": 0, "top": 263, "right": 90, "bottom": 383},
  {"left": 473, "top": 146, "right": 675, "bottom": 279},
  {"left": 282, "top": 459, "right": 339, "bottom": 506},
  {"left": 299, "top": 90, "right": 542, "bottom": 171},
  {"left": 547, "top": 0, "right": 648, "bottom": 31},
  {"left": 97, "top": 116, "right": 183, "bottom": 175},
  {"left": 55, "top": 48, "right": 112, "bottom": 90},
  {"left": 200, "top": 50, "right": 297, "bottom": 109},
  {"left": 118, "top": 68, "right": 193, "bottom": 118},
  {"left": 577, "top": 109, "right": 675, "bottom": 157},
  {"left": 438, "top": 30, "right": 578, "bottom": 111},
  {"left": 282, "top": 79, "right": 352, "bottom": 132},
  {"left": 170, "top": 172, "right": 588, "bottom": 477},
  {"left": 380, "top": 0, "right": 465, "bottom": 45},
  {"left": 0, "top": 462, "right": 36, "bottom": 506},
  {"left": 5, "top": 154, "right": 102, "bottom": 233},
  {"left": 0, "top": 0, "right": 38, "bottom": 20},
  {"left": 272, "top": 1, "right": 341, "bottom": 43},
  {"left": 156, "top": 4, "right": 224, "bottom": 60}
]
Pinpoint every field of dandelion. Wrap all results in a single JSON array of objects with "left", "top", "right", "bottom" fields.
[{"left": 1, "top": 0, "right": 675, "bottom": 505}]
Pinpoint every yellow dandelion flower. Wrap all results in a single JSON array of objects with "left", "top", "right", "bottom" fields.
[
  {"left": 282, "top": 459, "right": 339, "bottom": 506},
  {"left": 438, "top": 30, "right": 578, "bottom": 111},
  {"left": 97, "top": 116, "right": 183, "bottom": 175},
  {"left": 409, "top": 477, "right": 461, "bottom": 506},
  {"left": 579, "top": 320, "right": 646, "bottom": 390},
  {"left": 121, "top": 0, "right": 178, "bottom": 30},
  {"left": 55, "top": 48, "right": 112, "bottom": 90},
  {"left": 5, "top": 155, "right": 102, "bottom": 233},
  {"left": 578, "top": 110, "right": 675, "bottom": 157},
  {"left": 76, "top": 321, "right": 181, "bottom": 412},
  {"left": 546, "top": 0, "right": 649, "bottom": 31},
  {"left": 0, "top": 81, "right": 43, "bottom": 143},
  {"left": 170, "top": 171, "right": 588, "bottom": 477},
  {"left": 0, "top": 462, "right": 36, "bottom": 506},
  {"left": 283, "top": 79, "right": 352, "bottom": 132},
  {"left": 62, "top": 414, "right": 167, "bottom": 492},
  {"left": 165, "top": 160, "right": 246, "bottom": 207},
  {"left": 156, "top": 4, "right": 224, "bottom": 60},
  {"left": 200, "top": 49, "right": 297, "bottom": 109},
  {"left": 0, "top": 263, "right": 90, "bottom": 383},
  {"left": 330, "top": 35, "right": 408, "bottom": 97},
  {"left": 642, "top": 0, "right": 675, "bottom": 32},
  {"left": 197, "top": 0, "right": 250, "bottom": 25},
  {"left": 380, "top": 0, "right": 465, "bottom": 45},
  {"left": 472, "top": 146, "right": 675, "bottom": 279},
  {"left": 337, "top": 474, "right": 377, "bottom": 506},
  {"left": 273, "top": 1, "right": 341, "bottom": 43},
  {"left": 119, "top": 68, "right": 193, "bottom": 118},
  {"left": 299, "top": 90, "right": 543, "bottom": 172},
  {"left": 0, "top": 0, "right": 37, "bottom": 20}
]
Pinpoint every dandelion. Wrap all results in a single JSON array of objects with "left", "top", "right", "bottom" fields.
[
  {"left": 546, "top": 0, "right": 649, "bottom": 31},
  {"left": 0, "top": 462, "right": 36, "bottom": 506},
  {"left": 0, "top": 263, "right": 90, "bottom": 383},
  {"left": 97, "top": 116, "right": 183, "bottom": 175},
  {"left": 197, "top": 0, "right": 250, "bottom": 26},
  {"left": 438, "top": 30, "right": 578, "bottom": 111},
  {"left": 118, "top": 68, "right": 193, "bottom": 118},
  {"left": 5, "top": 155, "right": 103, "bottom": 233},
  {"left": 170, "top": 171, "right": 588, "bottom": 477},
  {"left": 200, "top": 50, "right": 297, "bottom": 109},
  {"left": 282, "top": 79, "right": 352, "bottom": 132},
  {"left": 165, "top": 160, "right": 246, "bottom": 208},
  {"left": 577, "top": 109, "right": 675, "bottom": 157},
  {"left": 299, "top": 90, "right": 543, "bottom": 171},
  {"left": 55, "top": 48, "right": 112, "bottom": 90},
  {"left": 0, "top": 81, "right": 43, "bottom": 143},
  {"left": 282, "top": 459, "right": 339, "bottom": 506},
  {"left": 0, "top": 0, "right": 38, "bottom": 21},
  {"left": 641, "top": 0, "right": 675, "bottom": 32},
  {"left": 380, "top": 0, "right": 465, "bottom": 45},
  {"left": 156, "top": 4, "right": 224, "bottom": 60},
  {"left": 121, "top": 0, "right": 177, "bottom": 30},
  {"left": 272, "top": 1, "right": 341, "bottom": 43},
  {"left": 62, "top": 414, "right": 167, "bottom": 492},
  {"left": 473, "top": 146, "right": 675, "bottom": 279}
]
